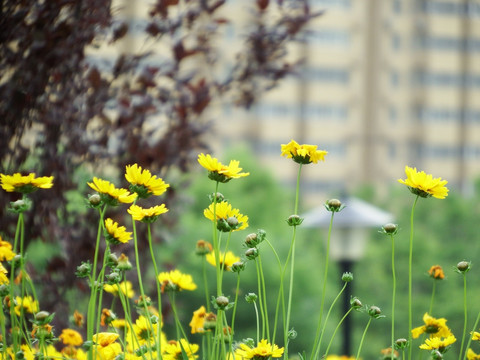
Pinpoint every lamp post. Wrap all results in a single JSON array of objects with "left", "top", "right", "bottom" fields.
[{"left": 302, "top": 196, "right": 393, "bottom": 356}]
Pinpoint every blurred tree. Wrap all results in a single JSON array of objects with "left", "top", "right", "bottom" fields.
[{"left": 0, "top": 0, "right": 321, "bottom": 330}]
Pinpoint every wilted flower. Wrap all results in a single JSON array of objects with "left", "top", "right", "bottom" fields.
[{"left": 429, "top": 265, "right": 445, "bottom": 280}]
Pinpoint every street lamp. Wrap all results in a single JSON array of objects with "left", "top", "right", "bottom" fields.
[{"left": 302, "top": 196, "right": 393, "bottom": 356}]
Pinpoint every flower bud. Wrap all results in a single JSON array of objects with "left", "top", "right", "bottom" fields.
[
  {"left": 382, "top": 223, "right": 398, "bottom": 235},
  {"left": 204, "top": 313, "right": 217, "bottom": 330},
  {"left": 394, "top": 338, "right": 408, "bottom": 350},
  {"left": 245, "top": 233, "right": 258, "bottom": 248},
  {"left": 0, "top": 284, "right": 9, "bottom": 297},
  {"left": 11, "top": 255, "right": 22, "bottom": 269},
  {"left": 368, "top": 305, "right": 382, "bottom": 318},
  {"left": 431, "top": 350, "right": 443, "bottom": 359},
  {"left": 245, "top": 247, "right": 258, "bottom": 260},
  {"left": 195, "top": 240, "right": 213, "bottom": 255},
  {"left": 88, "top": 194, "right": 101, "bottom": 206},
  {"left": 117, "top": 253, "right": 132, "bottom": 271},
  {"left": 227, "top": 217, "right": 239, "bottom": 228},
  {"left": 350, "top": 297, "right": 363, "bottom": 309},
  {"left": 342, "top": 272, "right": 353, "bottom": 282},
  {"left": 288, "top": 328, "right": 297, "bottom": 340},
  {"left": 75, "top": 262, "right": 92, "bottom": 278},
  {"left": 135, "top": 295, "right": 152, "bottom": 308},
  {"left": 215, "top": 296, "right": 230, "bottom": 310},
  {"left": 34, "top": 311, "right": 51, "bottom": 322},
  {"left": 231, "top": 261, "right": 246, "bottom": 273},
  {"left": 107, "top": 253, "right": 119, "bottom": 268},
  {"left": 456, "top": 261, "right": 471, "bottom": 273},
  {"left": 245, "top": 293, "right": 257, "bottom": 303},
  {"left": 106, "top": 271, "right": 121, "bottom": 285},
  {"left": 286, "top": 215, "right": 303, "bottom": 226},
  {"left": 12, "top": 200, "right": 25, "bottom": 210},
  {"left": 325, "top": 199, "right": 343, "bottom": 212},
  {"left": 15, "top": 351, "right": 25, "bottom": 360},
  {"left": 208, "top": 192, "right": 225, "bottom": 203}
]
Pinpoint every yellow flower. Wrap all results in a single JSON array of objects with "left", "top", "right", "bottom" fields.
[
  {"left": 110, "top": 319, "right": 126, "bottom": 330},
  {"left": 125, "top": 164, "right": 169, "bottom": 198},
  {"left": 472, "top": 331, "right": 480, "bottom": 341},
  {"left": 88, "top": 177, "right": 137, "bottom": 205},
  {"left": 7, "top": 345, "right": 34, "bottom": 360},
  {"left": 198, "top": 153, "right": 249, "bottom": 183},
  {"left": 128, "top": 204, "right": 169, "bottom": 223},
  {"left": 206, "top": 251, "right": 240, "bottom": 271},
  {"left": 428, "top": 265, "right": 445, "bottom": 280},
  {"left": 158, "top": 269, "right": 197, "bottom": 292},
  {"left": 162, "top": 339, "right": 199, "bottom": 360},
  {"left": 0, "top": 263, "right": 9, "bottom": 285},
  {"left": 0, "top": 238, "right": 16, "bottom": 261},
  {"left": 104, "top": 218, "right": 132, "bottom": 244},
  {"left": 281, "top": 139, "right": 328, "bottom": 165},
  {"left": 104, "top": 281, "right": 135, "bottom": 298},
  {"left": 59, "top": 328, "right": 83, "bottom": 346},
  {"left": 14, "top": 296, "right": 39, "bottom": 316},
  {"left": 189, "top": 306, "right": 207, "bottom": 334},
  {"left": 92, "top": 333, "right": 122, "bottom": 360},
  {"left": 0, "top": 173, "right": 54, "bottom": 193},
  {"left": 128, "top": 315, "right": 160, "bottom": 345},
  {"left": 398, "top": 166, "right": 448, "bottom": 199},
  {"left": 412, "top": 313, "right": 452, "bottom": 339},
  {"left": 235, "top": 339, "right": 284, "bottom": 359},
  {"left": 419, "top": 334, "right": 456, "bottom": 350},
  {"left": 203, "top": 201, "right": 248, "bottom": 232},
  {"left": 467, "top": 348, "right": 480, "bottom": 360}
]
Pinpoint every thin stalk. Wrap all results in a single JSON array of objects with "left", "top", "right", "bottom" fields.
[
  {"left": 313, "top": 281, "right": 348, "bottom": 359},
  {"left": 463, "top": 304, "right": 480, "bottom": 360},
  {"left": 146, "top": 224, "right": 164, "bottom": 360},
  {"left": 407, "top": 195, "right": 419, "bottom": 360},
  {"left": 254, "top": 301, "right": 260, "bottom": 344},
  {"left": 355, "top": 318, "right": 373, "bottom": 360},
  {"left": 265, "top": 238, "right": 285, "bottom": 346},
  {"left": 391, "top": 232, "right": 397, "bottom": 358},
  {"left": 323, "top": 307, "right": 353, "bottom": 358},
  {"left": 458, "top": 273, "right": 468, "bottom": 360},
  {"left": 257, "top": 254, "right": 270, "bottom": 342},
  {"left": 255, "top": 258, "right": 266, "bottom": 340},
  {"left": 231, "top": 274, "right": 241, "bottom": 334},
  {"left": 428, "top": 281, "right": 436, "bottom": 315},
  {"left": 202, "top": 258, "right": 210, "bottom": 312},
  {"left": 310, "top": 212, "right": 335, "bottom": 360}
]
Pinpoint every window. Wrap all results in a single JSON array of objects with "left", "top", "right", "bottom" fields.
[{"left": 305, "top": 67, "right": 350, "bottom": 84}]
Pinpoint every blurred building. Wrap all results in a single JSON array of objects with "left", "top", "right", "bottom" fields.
[
  {"left": 210, "top": 0, "right": 480, "bottom": 205},
  {"left": 103, "top": 0, "right": 480, "bottom": 205}
]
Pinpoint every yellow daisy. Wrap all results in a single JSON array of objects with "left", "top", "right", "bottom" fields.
[
  {"left": 162, "top": 339, "right": 199, "bottom": 360},
  {"left": 398, "top": 166, "right": 449, "bottom": 199},
  {"left": 127, "top": 204, "right": 168, "bottom": 223},
  {"left": 125, "top": 164, "right": 169, "bottom": 198},
  {"left": 88, "top": 177, "right": 137, "bottom": 206},
  {"left": 203, "top": 201, "right": 248, "bottom": 232},
  {"left": 158, "top": 269, "right": 197, "bottom": 292},
  {"left": 235, "top": 339, "right": 284, "bottom": 359},
  {"left": 189, "top": 306, "right": 207, "bottom": 334},
  {"left": 103, "top": 281, "right": 135, "bottom": 298},
  {"left": 0, "top": 263, "right": 9, "bottom": 285},
  {"left": 104, "top": 218, "right": 132, "bottom": 244},
  {"left": 59, "top": 328, "right": 84, "bottom": 346},
  {"left": 206, "top": 251, "right": 241, "bottom": 271},
  {"left": 467, "top": 348, "right": 480, "bottom": 360},
  {"left": 0, "top": 172, "right": 54, "bottom": 193},
  {"left": 0, "top": 238, "right": 16, "bottom": 261},
  {"left": 412, "top": 313, "right": 452, "bottom": 339},
  {"left": 419, "top": 334, "right": 456, "bottom": 351},
  {"left": 92, "top": 333, "right": 122, "bottom": 360},
  {"left": 198, "top": 153, "right": 249, "bottom": 183},
  {"left": 281, "top": 139, "right": 328, "bottom": 165},
  {"left": 14, "top": 295, "right": 39, "bottom": 316},
  {"left": 128, "top": 315, "right": 159, "bottom": 345}
]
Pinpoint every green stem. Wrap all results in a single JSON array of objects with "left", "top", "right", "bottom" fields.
[
  {"left": 458, "top": 273, "right": 468, "bottom": 360},
  {"left": 463, "top": 304, "right": 480, "bottom": 360},
  {"left": 147, "top": 224, "right": 164, "bottom": 360},
  {"left": 202, "top": 258, "right": 210, "bottom": 312},
  {"left": 284, "top": 225, "right": 297, "bottom": 356},
  {"left": 391, "top": 233, "right": 397, "bottom": 357},
  {"left": 314, "top": 281, "right": 348, "bottom": 359},
  {"left": 266, "top": 238, "right": 285, "bottom": 346},
  {"left": 310, "top": 212, "right": 335, "bottom": 360},
  {"left": 323, "top": 307, "right": 353, "bottom": 358},
  {"left": 254, "top": 301, "right": 260, "bottom": 344},
  {"left": 231, "top": 274, "right": 241, "bottom": 334},
  {"left": 356, "top": 318, "right": 373, "bottom": 360},
  {"left": 408, "top": 195, "right": 419, "bottom": 360},
  {"left": 258, "top": 254, "right": 270, "bottom": 342},
  {"left": 256, "top": 258, "right": 266, "bottom": 340}
]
